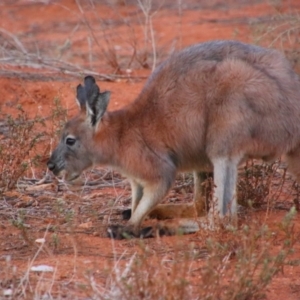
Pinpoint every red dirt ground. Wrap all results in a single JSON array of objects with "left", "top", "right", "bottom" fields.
[{"left": 1, "top": 0, "right": 300, "bottom": 299}]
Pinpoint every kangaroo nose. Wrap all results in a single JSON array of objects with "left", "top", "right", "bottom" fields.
[{"left": 47, "top": 161, "right": 56, "bottom": 172}]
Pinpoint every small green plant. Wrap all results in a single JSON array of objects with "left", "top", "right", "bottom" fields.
[
  {"left": 11, "top": 208, "right": 26, "bottom": 230},
  {"left": 11, "top": 209, "right": 33, "bottom": 246},
  {"left": 51, "top": 232, "right": 60, "bottom": 251},
  {"left": 54, "top": 198, "right": 75, "bottom": 225}
]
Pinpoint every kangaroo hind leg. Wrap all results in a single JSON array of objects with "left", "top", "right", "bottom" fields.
[{"left": 211, "top": 157, "right": 240, "bottom": 221}]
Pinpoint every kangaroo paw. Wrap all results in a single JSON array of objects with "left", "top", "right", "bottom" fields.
[
  {"left": 140, "top": 223, "right": 178, "bottom": 238},
  {"left": 139, "top": 226, "right": 156, "bottom": 238},
  {"left": 107, "top": 224, "right": 136, "bottom": 239},
  {"left": 121, "top": 209, "right": 132, "bottom": 220}
]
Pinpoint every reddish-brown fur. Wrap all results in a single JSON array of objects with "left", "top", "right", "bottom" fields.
[{"left": 48, "top": 40, "right": 300, "bottom": 238}]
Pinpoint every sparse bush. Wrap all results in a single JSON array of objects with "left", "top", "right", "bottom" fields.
[
  {"left": 237, "top": 159, "right": 298, "bottom": 213},
  {"left": 199, "top": 209, "right": 296, "bottom": 300},
  {"left": 78, "top": 0, "right": 169, "bottom": 72},
  {"left": 238, "top": 160, "right": 280, "bottom": 208},
  {"left": 50, "top": 96, "right": 68, "bottom": 138},
  {"left": 0, "top": 106, "right": 46, "bottom": 192},
  {"left": 86, "top": 208, "right": 296, "bottom": 300},
  {"left": 0, "top": 96, "right": 68, "bottom": 192},
  {"left": 252, "top": 11, "right": 300, "bottom": 72}
]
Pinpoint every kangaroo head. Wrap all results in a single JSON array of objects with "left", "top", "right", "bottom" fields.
[{"left": 47, "top": 76, "right": 111, "bottom": 181}]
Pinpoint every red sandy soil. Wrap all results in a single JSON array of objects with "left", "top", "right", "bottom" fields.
[{"left": 1, "top": 0, "right": 300, "bottom": 299}]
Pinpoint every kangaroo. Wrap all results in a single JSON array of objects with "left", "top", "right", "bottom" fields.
[{"left": 47, "top": 40, "right": 300, "bottom": 239}]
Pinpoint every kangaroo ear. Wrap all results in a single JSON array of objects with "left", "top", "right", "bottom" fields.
[
  {"left": 90, "top": 91, "right": 110, "bottom": 126},
  {"left": 76, "top": 76, "right": 111, "bottom": 128}
]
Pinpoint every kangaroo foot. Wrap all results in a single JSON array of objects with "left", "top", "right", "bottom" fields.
[
  {"left": 140, "top": 224, "right": 178, "bottom": 238},
  {"left": 121, "top": 209, "right": 132, "bottom": 220},
  {"left": 107, "top": 224, "right": 137, "bottom": 240},
  {"left": 107, "top": 223, "right": 180, "bottom": 239}
]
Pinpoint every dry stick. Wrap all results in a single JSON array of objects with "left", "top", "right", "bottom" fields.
[
  {"left": 0, "top": 58, "right": 115, "bottom": 81},
  {"left": 44, "top": 0, "right": 101, "bottom": 66},
  {"left": 57, "top": 23, "right": 80, "bottom": 60},
  {"left": 0, "top": 64, "right": 148, "bottom": 81},
  {"left": 268, "top": 25, "right": 300, "bottom": 47},
  {"left": 271, "top": 166, "right": 288, "bottom": 203},
  {"left": 77, "top": 0, "right": 125, "bottom": 73},
  {"left": 136, "top": 0, "right": 160, "bottom": 71},
  {"left": 177, "top": 0, "right": 183, "bottom": 50},
  {"left": 255, "top": 20, "right": 296, "bottom": 44},
  {"left": 0, "top": 30, "right": 145, "bottom": 80},
  {"left": 96, "top": 0, "right": 139, "bottom": 70},
  {"left": 149, "top": 14, "right": 156, "bottom": 71},
  {"left": 88, "top": 36, "right": 93, "bottom": 69},
  {"left": 75, "top": 0, "right": 106, "bottom": 58},
  {"left": 17, "top": 225, "right": 52, "bottom": 298},
  {"left": 264, "top": 161, "right": 289, "bottom": 222},
  {"left": 0, "top": 28, "right": 28, "bottom": 55},
  {"left": 108, "top": 250, "right": 134, "bottom": 300},
  {"left": 0, "top": 22, "right": 149, "bottom": 80},
  {"left": 137, "top": 0, "right": 151, "bottom": 65}
]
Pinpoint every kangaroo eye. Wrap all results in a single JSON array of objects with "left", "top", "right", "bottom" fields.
[{"left": 66, "top": 137, "right": 76, "bottom": 146}]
